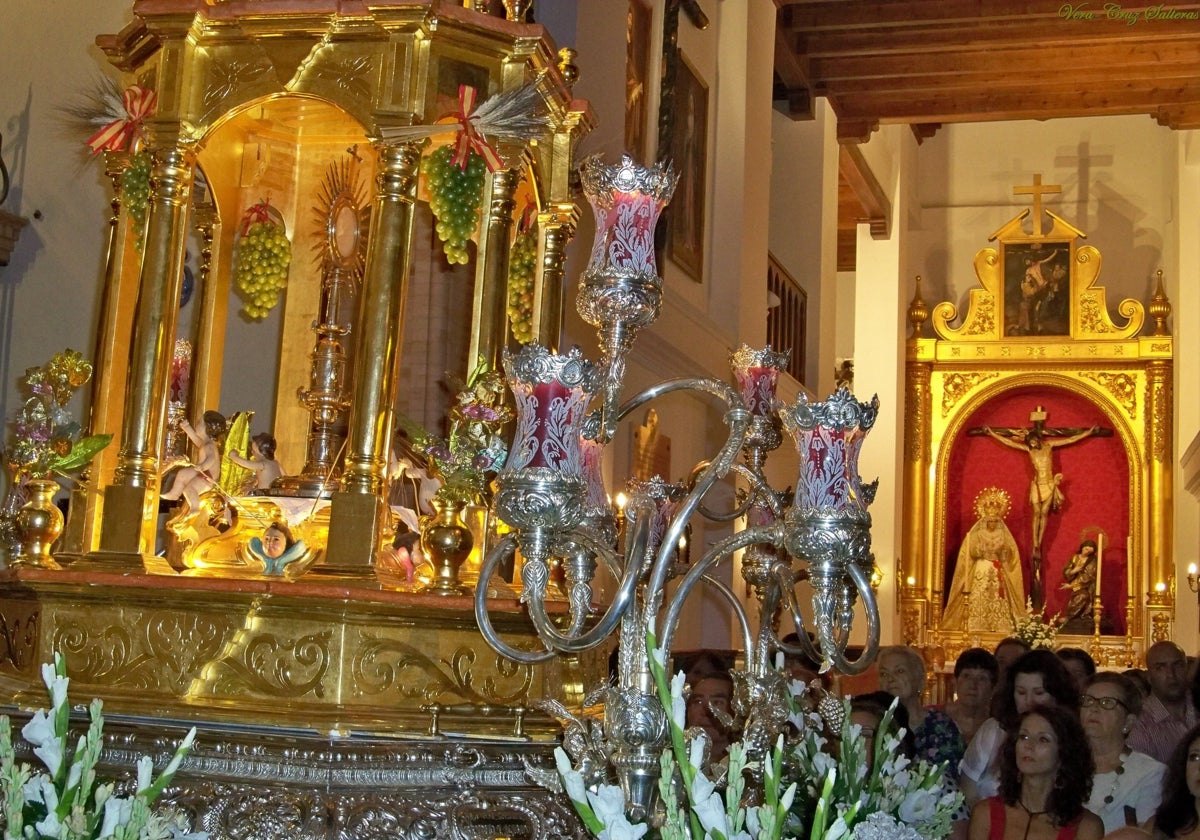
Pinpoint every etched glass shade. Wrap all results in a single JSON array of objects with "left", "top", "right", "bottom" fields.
[{"left": 779, "top": 386, "right": 879, "bottom": 516}]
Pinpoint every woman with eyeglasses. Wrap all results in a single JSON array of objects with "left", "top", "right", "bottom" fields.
[
  {"left": 967, "top": 706, "right": 1103, "bottom": 840},
  {"left": 1080, "top": 672, "right": 1165, "bottom": 834}
]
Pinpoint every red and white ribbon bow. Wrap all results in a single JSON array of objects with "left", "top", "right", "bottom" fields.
[
  {"left": 240, "top": 199, "right": 273, "bottom": 235},
  {"left": 87, "top": 85, "right": 157, "bottom": 155},
  {"left": 451, "top": 85, "right": 503, "bottom": 173}
]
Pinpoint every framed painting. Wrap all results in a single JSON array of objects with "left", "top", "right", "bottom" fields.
[
  {"left": 1002, "top": 241, "right": 1073, "bottom": 336},
  {"left": 667, "top": 53, "right": 707, "bottom": 283},
  {"left": 624, "top": 0, "right": 652, "bottom": 164}
]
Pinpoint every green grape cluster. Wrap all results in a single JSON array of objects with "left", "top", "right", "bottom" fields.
[
  {"left": 422, "top": 144, "right": 486, "bottom": 265},
  {"left": 121, "top": 151, "right": 152, "bottom": 251},
  {"left": 234, "top": 220, "right": 292, "bottom": 320},
  {"left": 506, "top": 226, "right": 537, "bottom": 344}
]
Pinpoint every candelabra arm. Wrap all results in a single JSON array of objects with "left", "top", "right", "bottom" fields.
[
  {"left": 473, "top": 535, "right": 558, "bottom": 665},
  {"left": 522, "top": 519, "right": 651, "bottom": 654},
  {"left": 642, "top": 405, "right": 752, "bottom": 606},
  {"left": 691, "top": 460, "right": 784, "bottom": 523},
  {"left": 816, "top": 563, "right": 880, "bottom": 675},
  {"left": 616, "top": 377, "right": 742, "bottom": 425},
  {"left": 657, "top": 523, "right": 781, "bottom": 655},
  {"left": 699, "top": 572, "right": 756, "bottom": 660}
]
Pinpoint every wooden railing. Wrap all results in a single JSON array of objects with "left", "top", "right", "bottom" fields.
[{"left": 767, "top": 253, "right": 807, "bottom": 385}]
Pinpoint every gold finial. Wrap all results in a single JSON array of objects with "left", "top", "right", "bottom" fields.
[
  {"left": 907, "top": 275, "right": 929, "bottom": 338},
  {"left": 1014, "top": 174, "right": 1062, "bottom": 237},
  {"left": 557, "top": 47, "right": 580, "bottom": 88},
  {"left": 502, "top": 0, "right": 531, "bottom": 21},
  {"left": 1148, "top": 269, "right": 1172, "bottom": 336},
  {"left": 973, "top": 487, "right": 1012, "bottom": 521}
]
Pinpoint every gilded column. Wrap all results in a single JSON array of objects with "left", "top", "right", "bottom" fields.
[
  {"left": 1147, "top": 359, "right": 1175, "bottom": 609},
  {"left": 187, "top": 206, "right": 226, "bottom": 426},
  {"left": 95, "top": 146, "right": 195, "bottom": 561},
  {"left": 323, "top": 141, "right": 420, "bottom": 575},
  {"left": 532, "top": 203, "right": 578, "bottom": 351},
  {"left": 59, "top": 152, "right": 136, "bottom": 559},
  {"left": 469, "top": 166, "right": 519, "bottom": 372}
]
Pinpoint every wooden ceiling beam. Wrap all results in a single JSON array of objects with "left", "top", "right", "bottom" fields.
[
  {"left": 778, "top": 1, "right": 1200, "bottom": 31},
  {"left": 820, "top": 69, "right": 1200, "bottom": 99},
  {"left": 809, "top": 42, "right": 1200, "bottom": 82}
]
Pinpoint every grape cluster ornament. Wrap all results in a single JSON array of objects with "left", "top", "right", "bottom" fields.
[{"left": 233, "top": 199, "right": 292, "bottom": 320}]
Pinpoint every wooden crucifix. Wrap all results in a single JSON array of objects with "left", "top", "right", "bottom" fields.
[
  {"left": 968, "top": 406, "right": 1112, "bottom": 609},
  {"left": 1013, "top": 174, "right": 1062, "bottom": 237}
]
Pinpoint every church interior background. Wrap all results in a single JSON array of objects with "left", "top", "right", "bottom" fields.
[{"left": 3, "top": 0, "right": 1200, "bottom": 836}]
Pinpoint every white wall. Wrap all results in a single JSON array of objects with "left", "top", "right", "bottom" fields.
[{"left": 1, "top": 1, "right": 133, "bottom": 495}]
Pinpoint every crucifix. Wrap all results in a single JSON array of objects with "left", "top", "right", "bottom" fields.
[
  {"left": 1013, "top": 174, "right": 1062, "bottom": 237},
  {"left": 968, "top": 406, "right": 1111, "bottom": 609}
]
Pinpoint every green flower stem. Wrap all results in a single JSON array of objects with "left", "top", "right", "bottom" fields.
[{"left": 646, "top": 631, "right": 704, "bottom": 840}]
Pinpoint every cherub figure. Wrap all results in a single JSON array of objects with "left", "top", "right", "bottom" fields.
[
  {"left": 246, "top": 520, "right": 306, "bottom": 575},
  {"left": 227, "top": 432, "right": 282, "bottom": 493},
  {"left": 161, "top": 410, "right": 226, "bottom": 512}
]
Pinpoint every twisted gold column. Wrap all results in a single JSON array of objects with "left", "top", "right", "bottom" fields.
[
  {"left": 323, "top": 141, "right": 420, "bottom": 576},
  {"left": 469, "top": 166, "right": 519, "bottom": 371},
  {"left": 532, "top": 204, "right": 578, "bottom": 352},
  {"left": 96, "top": 146, "right": 195, "bottom": 561}
]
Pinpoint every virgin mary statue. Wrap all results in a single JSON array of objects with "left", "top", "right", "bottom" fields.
[{"left": 943, "top": 487, "right": 1026, "bottom": 631}]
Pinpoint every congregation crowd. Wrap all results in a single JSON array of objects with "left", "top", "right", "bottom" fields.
[{"left": 681, "top": 638, "right": 1200, "bottom": 840}]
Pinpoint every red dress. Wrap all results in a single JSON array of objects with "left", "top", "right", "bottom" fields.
[{"left": 988, "top": 797, "right": 1082, "bottom": 840}]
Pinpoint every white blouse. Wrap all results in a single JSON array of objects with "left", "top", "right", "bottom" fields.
[
  {"left": 1085, "top": 750, "right": 1165, "bottom": 835},
  {"left": 958, "top": 716, "right": 1004, "bottom": 803}
]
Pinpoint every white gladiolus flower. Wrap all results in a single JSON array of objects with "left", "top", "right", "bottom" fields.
[
  {"left": 99, "top": 795, "right": 133, "bottom": 838},
  {"left": 23, "top": 773, "right": 54, "bottom": 805},
  {"left": 669, "top": 671, "right": 687, "bottom": 730},
  {"left": 586, "top": 784, "right": 627, "bottom": 826},
  {"left": 137, "top": 755, "right": 154, "bottom": 791},
  {"left": 899, "top": 788, "right": 938, "bottom": 824},
  {"left": 650, "top": 646, "right": 666, "bottom": 669},
  {"left": 688, "top": 731, "right": 708, "bottom": 770},
  {"left": 692, "top": 789, "right": 728, "bottom": 836},
  {"left": 41, "top": 661, "right": 69, "bottom": 712},
  {"left": 597, "top": 819, "right": 649, "bottom": 840},
  {"left": 554, "top": 747, "right": 588, "bottom": 804}
]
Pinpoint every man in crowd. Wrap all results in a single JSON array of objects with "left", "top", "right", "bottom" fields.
[{"left": 1127, "top": 640, "right": 1196, "bottom": 764}]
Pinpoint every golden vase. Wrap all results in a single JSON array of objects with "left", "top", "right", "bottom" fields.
[
  {"left": 13, "top": 477, "right": 64, "bottom": 568},
  {"left": 420, "top": 496, "right": 473, "bottom": 596}
]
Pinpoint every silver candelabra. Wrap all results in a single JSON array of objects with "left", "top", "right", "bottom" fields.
[{"left": 474, "top": 154, "right": 882, "bottom": 818}]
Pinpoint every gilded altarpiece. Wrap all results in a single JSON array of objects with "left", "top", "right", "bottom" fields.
[{"left": 901, "top": 192, "right": 1174, "bottom": 673}]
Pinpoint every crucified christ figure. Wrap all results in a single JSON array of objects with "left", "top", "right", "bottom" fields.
[{"left": 969, "top": 407, "right": 1109, "bottom": 608}]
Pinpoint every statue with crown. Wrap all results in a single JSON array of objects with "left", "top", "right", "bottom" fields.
[{"left": 943, "top": 487, "right": 1026, "bottom": 631}]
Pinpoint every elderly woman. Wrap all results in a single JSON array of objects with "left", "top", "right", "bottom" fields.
[
  {"left": 948, "top": 647, "right": 1000, "bottom": 746},
  {"left": 960, "top": 649, "right": 1079, "bottom": 808},
  {"left": 877, "top": 645, "right": 965, "bottom": 773},
  {"left": 966, "top": 705, "right": 1103, "bottom": 840},
  {"left": 1080, "top": 672, "right": 1165, "bottom": 834}
]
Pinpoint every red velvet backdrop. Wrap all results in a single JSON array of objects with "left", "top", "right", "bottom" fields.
[{"left": 943, "top": 386, "right": 1130, "bottom": 633}]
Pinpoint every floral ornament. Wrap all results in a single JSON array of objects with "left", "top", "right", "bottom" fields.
[
  {"left": 4, "top": 350, "right": 111, "bottom": 483},
  {"left": 397, "top": 358, "right": 512, "bottom": 506},
  {"left": 786, "top": 693, "right": 962, "bottom": 840},
  {"left": 1010, "top": 596, "right": 1063, "bottom": 649},
  {"left": 0, "top": 653, "right": 203, "bottom": 839}
]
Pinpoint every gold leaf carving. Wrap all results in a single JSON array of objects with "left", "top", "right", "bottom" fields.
[
  {"left": 1151, "top": 377, "right": 1172, "bottom": 462},
  {"left": 204, "top": 57, "right": 271, "bottom": 110},
  {"left": 1079, "top": 372, "right": 1137, "bottom": 420},
  {"left": 941, "top": 372, "right": 998, "bottom": 417},
  {"left": 962, "top": 295, "right": 995, "bottom": 336},
  {"left": 0, "top": 607, "right": 39, "bottom": 671},
  {"left": 210, "top": 631, "right": 332, "bottom": 699},
  {"left": 52, "top": 612, "right": 233, "bottom": 693},
  {"left": 351, "top": 635, "right": 533, "bottom": 705},
  {"left": 310, "top": 56, "right": 373, "bottom": 102},
  {"left": 1079, "top": 293, "right": 1113, "bottom": 333}
]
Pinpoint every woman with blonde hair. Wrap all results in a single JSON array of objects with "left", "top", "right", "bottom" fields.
[{"left": 878, "top": 644, "right": 965, "bottom": 773}]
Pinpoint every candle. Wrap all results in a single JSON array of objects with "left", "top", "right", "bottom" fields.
[
  {"left": 906, "top": 575, "right": 916, "bottom": 587},
  {"left": 1127, "top": 536, "right": 1134, "bottom": 599},
  {"left": 1095, "top": 533, "right": 1103, "bottom": 602},
  {"left": 1156, "top": 581, "right": 1167, "bottom": 593}
]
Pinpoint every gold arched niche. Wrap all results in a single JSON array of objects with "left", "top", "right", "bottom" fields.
[
  {"left": 191, "top": 94, "right": 372, "bottom": 477},
  {"left": 901, "top": 184, "right": 1174, "bottom": 673}
]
